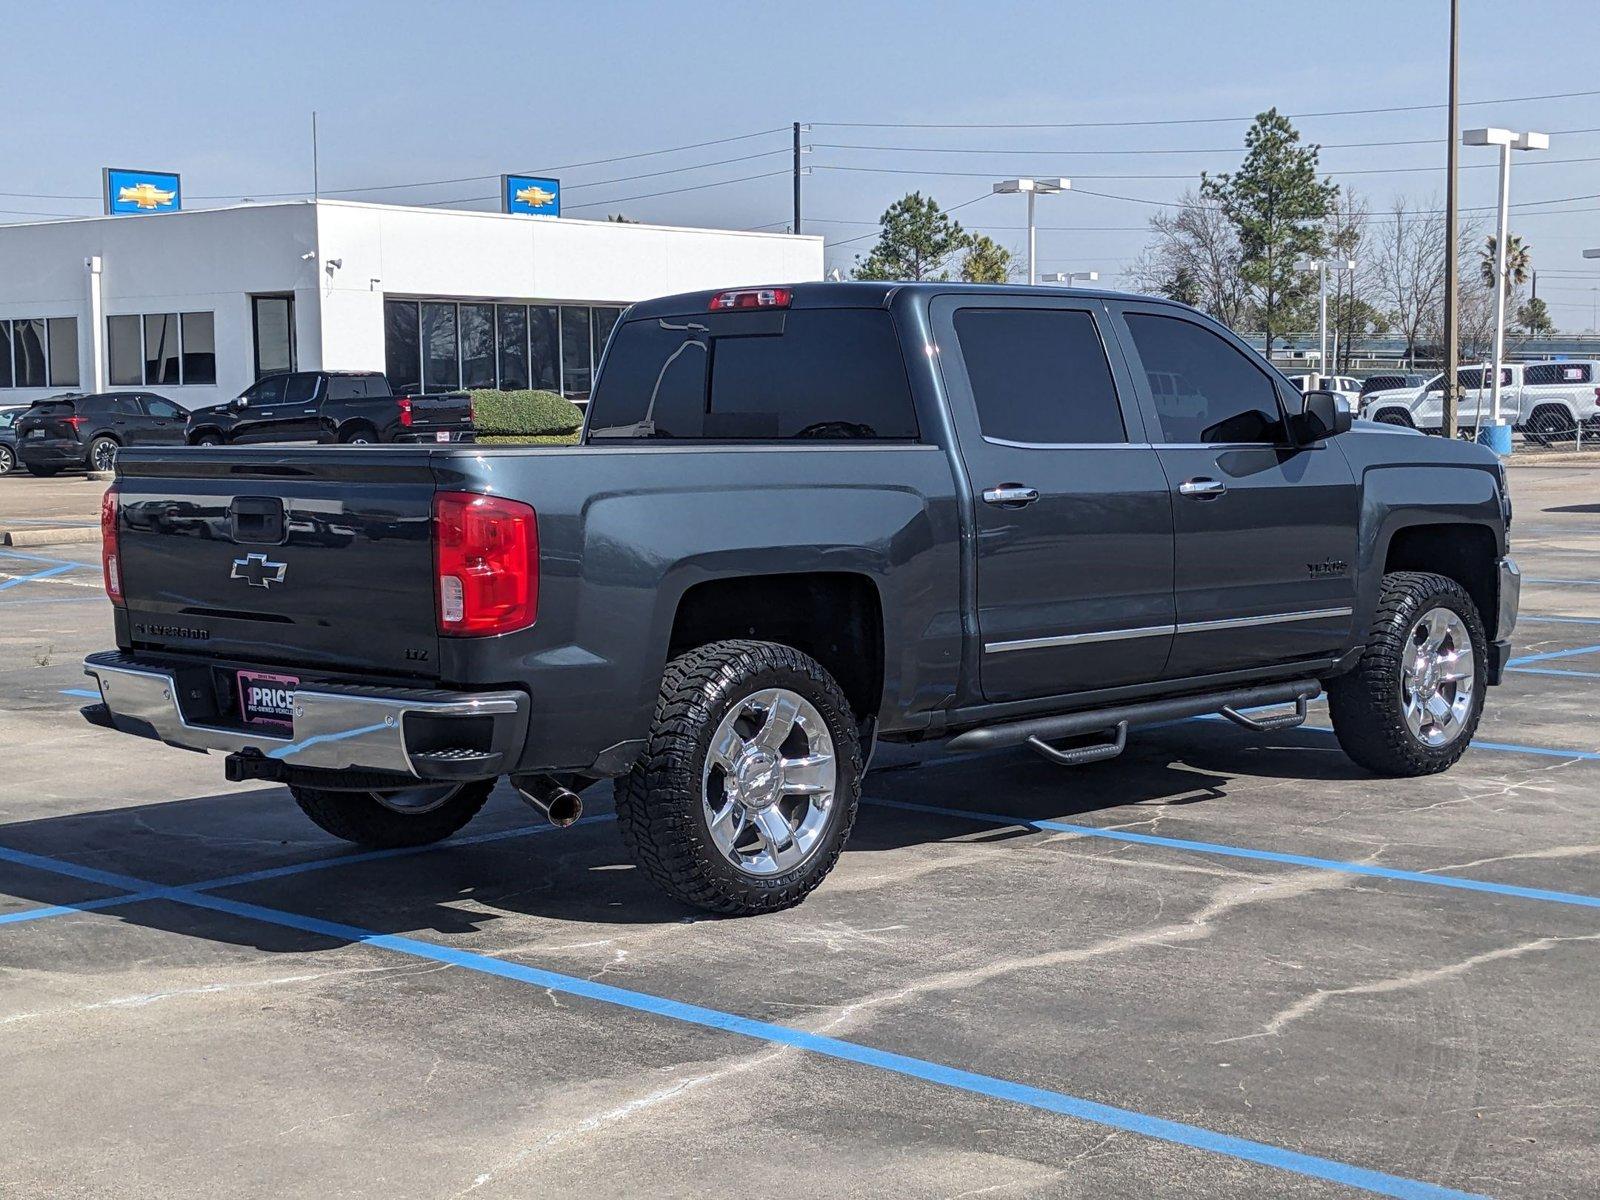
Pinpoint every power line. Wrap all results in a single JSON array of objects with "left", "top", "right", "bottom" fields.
[
  {"left": 812, "top": 88, "right": 1600, "bottom": 130},
  {"left": 812, "top": 157, "right": 1600, "bottom": 183},
  {"left": 0, "top": 127, "right": 792, "bottom": 204},
  {"left": 816, "top": 128, "right": 1600, "bottom": 157}
]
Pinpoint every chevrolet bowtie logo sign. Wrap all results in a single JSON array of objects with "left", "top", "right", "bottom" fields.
[
  {"left": 231, "top": 553, "right": 287, "bottom": 588},
  {"left": 117, "top": 182, "right": 177, "bottom": 210}
]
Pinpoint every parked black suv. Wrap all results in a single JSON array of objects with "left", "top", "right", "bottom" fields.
[
  {"left": 0, "top": 404, "right": 27, "bottom": 474},
  {"left": 14, "top": 392, "right": 189, "bottom": 476},
  {"left": 185, "top": 371, "right": 475, "bottom": 446}
]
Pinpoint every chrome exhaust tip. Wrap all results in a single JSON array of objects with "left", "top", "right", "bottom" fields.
[{"left": 511, "top": 775, "right": 584, "bottom": 827}]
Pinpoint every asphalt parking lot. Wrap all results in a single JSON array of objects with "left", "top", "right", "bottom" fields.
[{"left": 2, "top": 465, "right": 1598, "bottom": 1199}]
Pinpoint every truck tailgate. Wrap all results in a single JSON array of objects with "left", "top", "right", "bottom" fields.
[
  {"left": 114, "top": 449, "right": 440, "bottom": 678},
  {"left": 402, "top": 390, "right": 474, "bottom": 433}
]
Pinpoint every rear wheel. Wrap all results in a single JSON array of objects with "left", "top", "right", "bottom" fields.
[
  {"left": 339, "top": 425, "right": 378, "bottom": 445},
  {"left": 88, "top": 436, "right": 119, "bottom": 472},
  {"left": 290, "top": 779, "right": 494, "bottom": 847},
  {"left": 1327, "top": 571, "right": 1486, "bottom": 776},
  {"left": 616, "top": 639, "right": 861, "bottom": 915},
  {"left": 0, "top": 444, "right": 14, "bottom": 474},
  {"left": 191, "top": 431, "right": 224, "bottom": 447},
  {"left": 1523, "top": 404, "right": 1576, "bottom": 446}
]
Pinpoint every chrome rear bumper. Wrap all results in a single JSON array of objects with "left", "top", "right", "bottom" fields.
[{"left": 82, "top": 652, "right": 528, "bottom": 779}]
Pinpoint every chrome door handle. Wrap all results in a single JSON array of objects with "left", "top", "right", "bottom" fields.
[
  {"left": 1178, "top": 478, "right": 1227, "bottom": 498},
  {"left": 982, "top": 484, "right": 1040, "bottom": 507}
]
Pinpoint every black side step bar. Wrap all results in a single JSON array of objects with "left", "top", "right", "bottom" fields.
[
  {"left": 1028, "top": 721, "right": 1127, "bottom": 766},
  {"left": 1219, "top": 697, "right": 1308, "bottom": 733},
  {"left": 945, "top": 679, "right": 1322, "bottom": 757}
]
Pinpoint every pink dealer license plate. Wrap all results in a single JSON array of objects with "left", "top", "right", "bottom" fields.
[{"left": 237, "top": 670, "right": 298, "bottom": 729}]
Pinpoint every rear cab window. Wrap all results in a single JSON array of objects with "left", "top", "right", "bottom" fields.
[
  {"left": 1524, "top": 362, "right": 1593, "bottom": 386},
  {"left": 587, "top": 308, "right": 918, "bottom": 441}
]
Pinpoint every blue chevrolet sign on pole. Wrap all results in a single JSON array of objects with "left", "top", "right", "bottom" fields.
[
  {"left": 103, "top": 168, "right": 182, "bottom": 215},
  {"left": 502, "top": 174, "right": 561, "bottom": 216}
]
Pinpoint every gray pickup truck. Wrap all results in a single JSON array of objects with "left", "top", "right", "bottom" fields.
[{"left": 84, "top": 282, "right": 1519, "bottom": 915}]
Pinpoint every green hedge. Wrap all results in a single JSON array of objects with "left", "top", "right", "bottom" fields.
[{"left": 469, "top": 389, "right": 584, "bottom": 437}]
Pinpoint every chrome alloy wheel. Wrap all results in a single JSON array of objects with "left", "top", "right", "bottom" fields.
[
  {"left": 91, "top": 440, "right": 117, "bottom": 471},
  {"left": 371, "top": 784, "right": 463, "bottom": 815},
  {"left": 1400, "top": 607, "right": 1476, "bottom": 748},
  {"left": 702, "top": 687, "right": 838, "bottom": 878}
]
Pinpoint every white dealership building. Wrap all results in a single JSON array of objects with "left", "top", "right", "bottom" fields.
[{"left": 0, "top": 200, "right": 823, "bottom": 408}]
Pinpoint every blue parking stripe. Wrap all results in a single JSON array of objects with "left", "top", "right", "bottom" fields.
[
  {"left": 0, "top": 548, "right": 84, "bottom": 566},
  {"left": 1508, "top": 642, "right": 1600, "bottom": 666},
  {"left": 1508, "top": 666, "right": 1600, "bottom": 680},
  {"left": 0, "top": 842, "right": 1486, "bottom": 1200},
  {"left": 0, "top": 562, "right": 82, "bottom": 591},
  {"left": 1527, "top": 578, "right": 1600, "bottom": 587},
  {"left": 865, "top": 799, "right": 1600, "bottom": 910},
  {"left": 60, "top": 688, "right": 99, "bottom": 699},
  {"left": 1517, "top": 614, "right": 1600, "bottom": 626}
]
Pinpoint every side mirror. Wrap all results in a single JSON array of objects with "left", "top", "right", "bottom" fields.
[
  {"left": 232, "top": 397, "right": 248, "bottom": 411},
  {"left": 1296, "top": 390, "right": 1352, "bottom": 442}
]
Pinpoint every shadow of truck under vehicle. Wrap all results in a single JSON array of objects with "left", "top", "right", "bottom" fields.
[{"left": 0, "top": 722, "right": 1378, "bottom": 956}]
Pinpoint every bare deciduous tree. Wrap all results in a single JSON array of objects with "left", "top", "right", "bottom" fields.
[
  {"left": 1126, "top": 191, "right": 1252, "bottom": 328},
  {"left": 1371, "top": 196, "right": 1485, "bottom": 368}
]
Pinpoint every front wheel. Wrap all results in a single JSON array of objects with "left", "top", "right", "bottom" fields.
[
  {"left": 1327, "top": 571, "right": 1487, "bottom": 776},
  {"left": 191, "top": 432, "right": 225, "bottom": 447},
  {"left": 616, "top": 640, "right": 862, "bottom": 915},
  {"left": 290, "top": 779, "right": 494, "bottom": 847}
]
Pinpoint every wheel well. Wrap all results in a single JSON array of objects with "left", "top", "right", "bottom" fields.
[
  {"left": 188, "top": 427, "right": 222, "bottom": 444},
  {"left": 668, "top": 573, "right": 884, "bottom": 722},
  {"left": 340, "top": 419, "right": 379, "bottom": 439},
  {"left": 1383, "top": 524, "right": 1497, "bottom": 631}
]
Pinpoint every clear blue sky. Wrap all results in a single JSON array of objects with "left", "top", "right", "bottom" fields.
[{"left": 8, "top": 0, "right": 1599, "bottom": 325}]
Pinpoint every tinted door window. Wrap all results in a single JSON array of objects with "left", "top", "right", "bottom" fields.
[
  {"left": 953, "top": 308, "right": 1126, "bottom": 444},
  {"left": 142, "top": 396, "right": 184, "bottom": 419},
  {"left": 284, "top": 373, "right": 320, "bottom": 404},
  {"left": 243, "top": 376, "right": 286, "bottom": 406},
  {"left": 1124, "top": 313, "right": 1285, "bottom": 444}
]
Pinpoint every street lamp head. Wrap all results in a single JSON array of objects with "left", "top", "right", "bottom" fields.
[
  {"left": 993, "top": 177, "right": 1070, "bottom": 195},
  {"left": 1463, "top": 127, "right": 1516, "bottom": 147},
  {"left": 1295, "top": 257, "right": 1322, "bottom": 272},
  {"left": 1039, "top": 270, "right": 1098, "bottom": 284},
  {"left": 1584, "top": 248, "right": 1600, "bottom": 259},
  {"left": 1513, "top": 130, "right": 1550, "bottom": 152},
  {"left": 1329, "top": 259, "right": 1356, "bottom": 272}
]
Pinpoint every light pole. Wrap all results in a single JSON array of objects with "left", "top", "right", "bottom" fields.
[
  {"left": 1297, "top": 258, "right": 1355, "bottom": 381},
  {"left": 992, "top": 178, "right": 1069, "bottom": 285},
  {"left": 1039, "top": 271, "right": 1099, "bottom": 286},
  {"left": 1585, "top": 249, "right": 1600, "bottom": 331},
  {"left": 1464, "top": 127, "right": 1549, "bottom": 452}
]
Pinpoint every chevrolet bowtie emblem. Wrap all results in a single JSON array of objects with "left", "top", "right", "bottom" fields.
[
  {"left": 117, "top": 182, "right": 177, "bottom": 210},
  {"left": 231, "top": 553, "right": 287, "bottom": 588},
  {"left": 515, "top": 184, "right": 557, "bottom": 208}
]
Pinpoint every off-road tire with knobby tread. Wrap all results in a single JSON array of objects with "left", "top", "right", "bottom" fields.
[
  {"left": 615, "top": 639, "right": 862, "bottom": 916},
  {"left": 290, "top": 779, "right": 494, "bottom": 848},
  {"left": 1327, "top": 571, "right": 1487, "bottom": 777}
]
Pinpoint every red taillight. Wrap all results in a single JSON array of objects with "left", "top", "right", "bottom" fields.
[
  {"left": 101, "top": 488, "right": 123, "bottom": 605},
  {"left": 64, "top": 415, "right": 86, "bottom": 431},
  {"left": 434, "top": 492, "right": 538, "bottom": 636},
  {"left": 397, "top": 396, "right": 414, "bottom": 427},
  {"left": 708, "top": 287, "right": 792, "bottom": 311}
]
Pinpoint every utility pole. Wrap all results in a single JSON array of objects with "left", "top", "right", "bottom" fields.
[
  {"left": 1441, "top": 0, "right": 1461, "bottom": 437},
  {"left": 792, "top": 122, "right": 802, "bottom": 234},
  {"left": 312, "top": 111, "right": 320, "bottom": 201}
]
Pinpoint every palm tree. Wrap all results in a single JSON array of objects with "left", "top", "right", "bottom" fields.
[{"left": 1480, "top": 234, "right": 1531, "bottom": 299}]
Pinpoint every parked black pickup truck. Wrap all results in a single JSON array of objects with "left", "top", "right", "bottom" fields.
[
  {"left": 184, "top": 370, "right": 474, "bottom": 446},
  {"left": 84, "top": 283, "right": 1519, "bottom": 915}
]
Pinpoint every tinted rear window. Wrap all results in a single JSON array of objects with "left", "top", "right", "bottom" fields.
[
  {"left": 588, "top": 309, "right": 917, "bottom": 441},
  {"left": 1524, "top": 362, "right": 1593, "bottom": 386}
]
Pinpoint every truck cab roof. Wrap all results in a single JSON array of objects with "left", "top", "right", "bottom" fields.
[{"left": 625, "top": 280, "right": 1175, "bottom": 321}]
